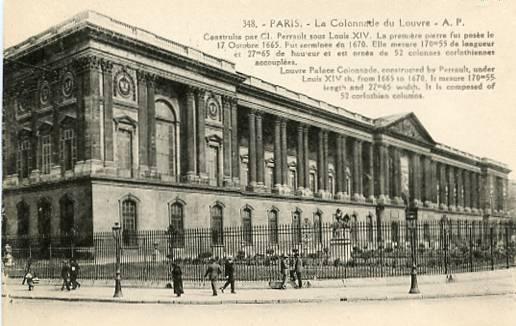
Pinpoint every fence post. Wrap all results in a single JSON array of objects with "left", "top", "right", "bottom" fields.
[
  {"left": 444, "top": 229, "right": 448, "bottom": 275},
  {"left": 490, "top": 226, "right": 494, "bottom": 271},
  {"left": 505, "top": 225, "right": 510, "bottom": 269},
  {"left": 469, "top": 226, "right": 473, "bottom": 273}
]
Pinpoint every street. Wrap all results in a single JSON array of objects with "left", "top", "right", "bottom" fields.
[{"left": 3, "top": 294, "right": 515, "bottom": 326}]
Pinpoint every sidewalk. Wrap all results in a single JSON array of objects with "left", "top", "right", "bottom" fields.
[{"left": 2, "top": 269, "right": 515, "bottom": 305}]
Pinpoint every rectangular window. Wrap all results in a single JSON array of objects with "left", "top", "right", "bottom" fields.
[
  {"left": 61, "top": 129, "right": 77, "bottom": 172},
  {"left": 328, "top": 175, "right": 335, "bottom": 195},
  {"left": 17, "top": 139, "right": 31, "bottom": 178},
  {"left": 265, "top": 166, "right": 273, "bottom": 190},
  {"left": 289, "top": 169, "right": 297, "bottom": 190},
  {"left": 309, "top": 172, "right": 316, "bottom": 193},
  {"left": 117, "top": 129, "right": 133, "bottom": 176},
  {"left": 207, "top": 146, "right": 219, "bottom": 186},
  {"left": 240, "top": 162, "right": 248, "bottom": 189},
  {"left": 41, "top": 135, "right": 51, "bottom": 174}
]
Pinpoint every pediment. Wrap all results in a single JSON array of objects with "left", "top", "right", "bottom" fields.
[
  {"left": 113, "top": 115, "right": 137, "bottom": 126},
  {"left": 376, "top": 113, "right": 435, "bottom": 145}
]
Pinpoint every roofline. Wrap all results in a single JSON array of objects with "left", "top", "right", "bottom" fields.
[{"left": 4, "top": 10, "right": 511, "bottom": 173}]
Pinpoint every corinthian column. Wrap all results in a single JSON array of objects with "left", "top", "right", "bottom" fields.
[
  {"left": 281, "top": 119, "right": 289, "bottom": 193},
  {"left": 184, "top": 87, "right": 197, "bottom": 182},
  {"left": 273, "top": 117, "right": 282, "bottom": 193},
  {"left": 296, "top": 123, "right": 305, "bottom": 194},
  {"left": 196, "top": 89, "right": 207, "bottom": 183},
  {"left": 247, "top": 110, "right": 257, "bottom": 191}
]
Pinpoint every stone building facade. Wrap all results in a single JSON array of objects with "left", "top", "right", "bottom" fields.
[{"left": 2, "top": 12, "right": 512, "bottom": 245}]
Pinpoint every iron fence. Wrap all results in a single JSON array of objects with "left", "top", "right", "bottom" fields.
[{"left": 2, "top": 220, "right": 515, "bottom": 282}]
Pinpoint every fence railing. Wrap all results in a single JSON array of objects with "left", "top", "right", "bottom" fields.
[{"left": 3, "top": 220, "right": 515, "bottom": 282}]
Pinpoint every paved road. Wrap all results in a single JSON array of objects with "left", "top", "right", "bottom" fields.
[{"left": 3, "top": 294, "right": 516, "bottom": 326}]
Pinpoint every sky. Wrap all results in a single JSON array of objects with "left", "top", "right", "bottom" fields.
[{"left": 3, "top": 0, "right": 516, "bottom": 177}]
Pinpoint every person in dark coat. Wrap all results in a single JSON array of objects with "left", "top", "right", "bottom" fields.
[
  {"left": 69, "top": 258, "right": 81, "bottom": 289},
  {"left": 294, "top": 252, "right": 303, "bottom": 289},
  {"left": 171, "top": 262, "right": 184, "bottom": 297},
  {"left": 60, "top": 260, "right": 71, "bottom": 291},
  {"left": 21, "top": 258, "right": 32, "bottom": 286},
  {"left": 204, "top": 258, "right": 222, "bottom": 296},
  {"left": 279, "top": 254, "right": 289, "bottom": 289},
  {"left": 220, "top": 256, "right": 236, "bottom": 294}
]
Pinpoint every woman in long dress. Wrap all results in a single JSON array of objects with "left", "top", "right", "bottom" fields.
[{"left": 171, "top": 262, "right": 184, "bottom": 297}]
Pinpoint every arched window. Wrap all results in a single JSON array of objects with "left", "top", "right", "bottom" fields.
[
  {"left": 61, "top": 128, "right": 77, "bottom": 171},
  {"left": 242, "top": 206, "right": 253, "bottom": 245},
  {"left": 391, "top": 221, "right": 399, "bottom": 244},
  {"left": 17, "top": 138, "right": 31, "bottom": 178},
  {"left": 268, "top": 209, "right": 279, "bottom": 245},
  {"left": 17, "top": 201, "right": 30, "bottom": 237},
  {"left": 292, "top": 209, "right": 302, "bottom": 244},
  {"left": 155, "top": 100, "right": 178, "bottom": 177},
  {"left": 169, "top": 202, "right": 185, "bottom": 248},
  {"left": 40, "top": 134, "right": 52, "bottom": 174},
  {"left": 210, "top": 204, "right": 224, "bottom": 245},
  {"left": 313, "top": 210, "right": 322, "bottom": 244},
  {"left": 423, "top": 222, "right": 431, "bottom": 243},
  {"left": 37, "top": 199, "right": 52, "bottom": 238},
  {"left": 366, "top": 214, "right": 374, "bottom": 243},
  {"left": 59, "top": 195, "right": 74, "bottom": 236},
  {"left": 121, "top": 199, "right": 137, "bottom": 246}
]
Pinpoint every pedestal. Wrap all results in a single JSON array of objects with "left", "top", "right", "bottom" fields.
[{"left": 330, "top": 238, "right": 352, "bottom": 264}]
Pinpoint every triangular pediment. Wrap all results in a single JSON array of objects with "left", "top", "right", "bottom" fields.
[{"left": 375, "top": 113, "right": 435, "bottom": 145}]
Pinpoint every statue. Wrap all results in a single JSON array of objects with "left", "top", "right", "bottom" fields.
[{"left": 332, "top": 209, "right": 350, "bottom": 239}]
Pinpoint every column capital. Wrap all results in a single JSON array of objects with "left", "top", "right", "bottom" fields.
[
  {"left": 73, "top": 55, "right": 102, "bottom": 73},
  {"left": 100, "top": 59, "right": 114, "bottom": 74}
]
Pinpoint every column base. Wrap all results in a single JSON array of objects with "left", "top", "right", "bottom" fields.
[
  {"left": 352, "top": 193, "right": 366, "bottom": 202},
  {"left": 315, "top": 190, "right": 333, "bottom": 200},
  {"left": 272, "top": 184, "right": 283, "bottom": 194},
  {"left": 29, "top": 169, "right": 41, "bottom": 183},
  {"left": 232, "top": 177, "right": 240, "bottom": 187},
  {"left": 281, "top": 184, "right": 292, "bottom": 195},
  {"left": 183, "top": 172, "right": 199, "bottom": 183},
  {"left": 376, "top": 195, "right": 391, "bottom": 206},
  {"left": 198, "top": 173, "right": 209, "bottom": 184},
  {"left": 464, "top": 207, "right": 471, "bottom": 213},
  {"left": 296, "top": 188, "right": 313, "bottom": 197},
  {"left": 456, "top": 205, "right": 464, "bottom": 212},
  {"left": 247, "top": 183, "right": 267, "bottom": 193},
  {"left": 335, "top": 192, "right": 350, "bottom": 201},
  {"left": 366, "top": 195, "right": 376, "bottom": 204},
  {"left": 411, "top": 199, "right": 422, "bottom": 208},
  {"left": 471, "top": 208, "right": 479, "bottom": 214},
  {"left": 393, "top": 196, "right": 405, "bottom": 206},
  {"left": 448, "top": 205, "right": 457, "bottom": 212},
  {"left": 424, "top": 200, "right": 435, "bottom": 209},
  {"left": 439, "top": 203, "right": 448, "bottom": 211},
  {"left": 223, "top": 177, "right": 234, "bottom": 187}
]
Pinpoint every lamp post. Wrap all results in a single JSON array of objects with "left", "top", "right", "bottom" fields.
[
  {"left": 112, "top": 222, "right": 123, "bottom": 298},
  {"left": 407, "top": 208, "right": 420, "bottom": 294}
]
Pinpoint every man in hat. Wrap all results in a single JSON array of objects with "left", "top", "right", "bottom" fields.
[
  {"left": 60, "top": 260, "right": 71, "bottom": 291},
  {"left": 204, "top": 258, "right": 222, "bottom": 296},
  {"left": 294, "top": 251, "right": 303, "bottom": 288},
  {"left": 279, "top": 253, "right": 289, "bottom": 289},
  {"left": 69, "top": 258, "right": 81, "bottom": 289},
  {"left": 220, "top": 255, "right": 236, "bottom": 294}
]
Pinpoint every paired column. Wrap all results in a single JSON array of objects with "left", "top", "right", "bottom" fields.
[
  {"left": 223, "top": 97, "right": 232, "bottom": 186},
  {"left": 423, "top": 156, "right": 433, "bottom": 207},
  {"left": 438, "top": 163, "right": 448, "bottom": 210},
  {"left": 392, "top": 147, "right": 402, "bottom": 204},
  {"left": 196, "top": 89, "right": 207, "bottom": 182},
  {"left": 316, "top": 129, "right": 329, "bottom": 197},
  {"left": 303, "top": 125, "right": 310, "bottom": 195},
  {"left": 273, "top": 117, "right": 282, "bottom": 193},
  {"left": 256, "top": 112, "right": 265, "bottom": 187},
  {"left": 247, "top": 110, "right": 257, "bottom": 190},
  {"left": 231, "top": 99, "right": 240, "bottom": 186},
  {"left": 184, "top": 87, "right": 196, "bottom": 181},
  {"left": 296, "top": 124, "right": 305, "bottom": 193},
  {"left": 464, "top": 170, "right": 471, "bottom": 212},
  {"left": 410, "top": 152, "right": 422, "bottom": 207},
  {"left": 335, "top": 135, "right": 344, "bottom": 199},
  {"left": 447, "top": 165, "right": 456, "bottom": 211},
  {"left": 352, "top": 138, "right": 364, "bottom": 201},
  {"left": 366, "top": 142, "right": 374, "bottom": 202},
  {"left": 456, "top": 168, "right": 464, "bottom": 211},
  {"left": 101, "top": 60, "right": 114, "bottom": 163},
  {"left": 280, "top": 119, "right": 289, "bottom": 192},
  {"left": 376, "top": 143, "right": 389, "bottom": 204}
]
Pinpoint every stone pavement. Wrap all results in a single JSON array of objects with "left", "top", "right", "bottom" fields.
[{"left": 2, "top": 269, "right": 515, "bottom": 305}]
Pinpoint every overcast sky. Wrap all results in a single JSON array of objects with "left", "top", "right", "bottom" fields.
[{"left": 4, "top": 0, "right": 516, "bottom": 177}]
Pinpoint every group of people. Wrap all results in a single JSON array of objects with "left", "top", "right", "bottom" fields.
[
  {"left": 60, "top": 258, "right": 81, "bottom": 291},
  {"left": 169, "top": 255, "right": 236, "bottom": 297},
  {"left": 170, "top": 250, "right": 304, "bottom": 297}
]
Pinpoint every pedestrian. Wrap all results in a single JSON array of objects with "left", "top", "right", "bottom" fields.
[
  {"left": 288, "top": 254, "right": 297, "bottom": 284},
  {"left": 60, "top": 260, "right": 71, "bottom": 291},
  {"left": 220, "top": 255, "right": 236, "bottom": 294},
  {"left": 294, "top": 252, "right": 303, "bottom": 289},
  {"left": 279, "top": 253, "right": 289, "bottom": 289},
  {"left": 21, "top": 258, "right": 32, "bottom": 286},
  {"left": 70, "top": 258, "right": 81, "bottom": 289},
  {"left": 22, "top": 260, "right": 35, "bottom": 291},
  {"left": 171, "top": 261, "right": 184, "bottom": 297},
  {"left": 204, "top": 258, "right": 222, "bottom": 296}
]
